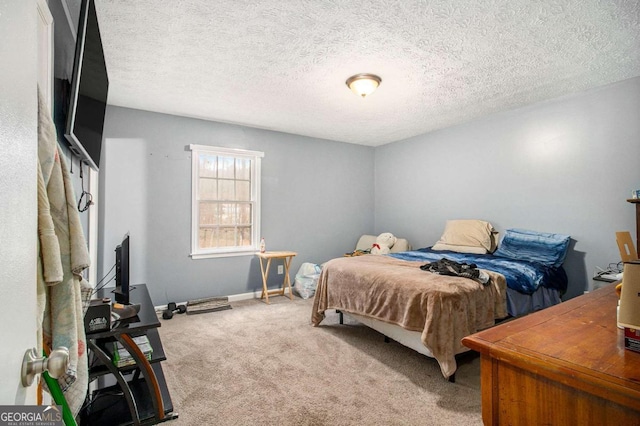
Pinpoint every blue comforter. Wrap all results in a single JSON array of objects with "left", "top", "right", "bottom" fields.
[{"left": 389, "top": 247, "right": 567, "bottom": 295}]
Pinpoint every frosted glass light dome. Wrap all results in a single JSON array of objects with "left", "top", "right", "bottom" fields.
[{"left": 346, "top": 73, "right": 381, "bottom": 98}]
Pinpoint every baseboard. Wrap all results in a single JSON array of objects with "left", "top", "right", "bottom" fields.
[{"left": 154, "top": 287, "right": 291, "bottom": 312}]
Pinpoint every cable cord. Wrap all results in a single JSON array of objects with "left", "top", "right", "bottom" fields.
[
  {"left": 91, "top": 263, "right": 117, "bottom": 296},
  {"left": 91, "top": 275, "right": 116, "bottom": 297},
  {"left": 77, "top": 161, "right": 93, "bottom": 212}
]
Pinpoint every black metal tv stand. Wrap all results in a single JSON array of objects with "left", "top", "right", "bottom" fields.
[{"left": 81, "top": 284, "right": 178, "bottom": 425}]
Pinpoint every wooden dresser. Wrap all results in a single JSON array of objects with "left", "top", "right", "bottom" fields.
[{"left": 462, "top": 283, "right": 640, "bottom": 425}]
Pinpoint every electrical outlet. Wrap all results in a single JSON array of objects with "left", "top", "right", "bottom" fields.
[{"left": 277, "top": 265, "right": 283, "bottom": 275}]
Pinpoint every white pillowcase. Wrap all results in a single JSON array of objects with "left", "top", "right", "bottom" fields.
[
  {"left": 431, "top": 242, "right": 490, "bottom": 254},
  {"left": 432, "top": 219, "right": 498, "bottom": 254}
]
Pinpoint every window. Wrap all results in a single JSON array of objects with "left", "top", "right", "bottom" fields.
[{"left": 189, "top": 145, "right": 263, "bottom": 258}]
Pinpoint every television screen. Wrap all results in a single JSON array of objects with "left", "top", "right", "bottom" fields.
[
  {"left": 65, "top": 0, "right": 108, "bottom": 171},
  {"left": 114, "top": 233, "right": 130, "bottom": 304}
]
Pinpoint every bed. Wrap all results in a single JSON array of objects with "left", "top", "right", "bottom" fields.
[
  {"left": 311, "top": 223, "right": 570, "bottom": 379},
  {"left": 392, "top": 247, "right": 567, "bottom": 317}
]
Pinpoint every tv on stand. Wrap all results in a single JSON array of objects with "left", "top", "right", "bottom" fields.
[{"left": 113, "top": 233, "right": 132, "bottom": 304}]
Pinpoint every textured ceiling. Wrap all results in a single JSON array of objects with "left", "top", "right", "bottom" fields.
[{"left": 92, "top": 0, "right": 640, "bottom": 146}]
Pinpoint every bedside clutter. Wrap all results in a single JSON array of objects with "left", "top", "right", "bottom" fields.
[{"left": 618, "top": 260, "right": 640, "bottom": 353}]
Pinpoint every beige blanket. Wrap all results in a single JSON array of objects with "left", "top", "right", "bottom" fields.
[{"left": 311, "top": 255, "right": 507, "bottom": 378}]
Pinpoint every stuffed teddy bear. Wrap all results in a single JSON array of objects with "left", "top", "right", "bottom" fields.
[{"left": 370, "top": 232, "right": 397, "bottom": 255}]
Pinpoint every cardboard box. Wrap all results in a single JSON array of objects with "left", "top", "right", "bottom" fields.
[{"left": 624, "top": 327, "right": 640, "bottom": 353}]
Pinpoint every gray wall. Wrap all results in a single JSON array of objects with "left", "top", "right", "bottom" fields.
[
  {"left": 100, "top": 77, "right": 640, "bottom": 303},
  {"left": 99, "top": 107, "right": 375, "bottom": 304},
  {"left": 375, "top": 77, "right": 640, "bottom": 299}
]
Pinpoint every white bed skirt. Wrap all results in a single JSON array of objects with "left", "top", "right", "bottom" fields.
[{"left": 343, "top": 312, "right": 469, "bottom": 359}]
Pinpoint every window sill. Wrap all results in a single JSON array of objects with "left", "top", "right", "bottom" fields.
[{"left": 190, "top": 250, "right": 258, "bottom": 260}]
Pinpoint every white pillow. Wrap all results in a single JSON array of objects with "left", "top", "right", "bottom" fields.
[
  {"left": 432, "top": 242, "right": 489, "bottom": 254},
  {"left": 432, "top": 219, "right": 498, "bottom": 253}
]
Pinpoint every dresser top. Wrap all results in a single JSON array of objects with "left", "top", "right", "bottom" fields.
[{"left": 463, "top": 283, "right": 640, "bottom": 399}]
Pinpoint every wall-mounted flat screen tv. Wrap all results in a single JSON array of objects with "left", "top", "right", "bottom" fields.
[{"left": 65, "top": 0, "right": 109, "bottom": 171}]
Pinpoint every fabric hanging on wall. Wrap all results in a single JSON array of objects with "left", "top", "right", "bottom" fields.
[{"left": 37, "top": 87, "right": 92, "bottom": 417}]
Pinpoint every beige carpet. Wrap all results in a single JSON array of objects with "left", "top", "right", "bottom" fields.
[{"left": 158, "top": 295, "right": 483, "bottom": 425}]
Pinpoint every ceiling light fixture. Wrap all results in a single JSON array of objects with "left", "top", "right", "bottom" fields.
[{"left": 346, "top": 73, "right": 381, "bottom": 98}]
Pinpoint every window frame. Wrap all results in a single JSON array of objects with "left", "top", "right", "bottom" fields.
[{"left": 189, "top": 144, "right": 264, "bottom": 259}]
